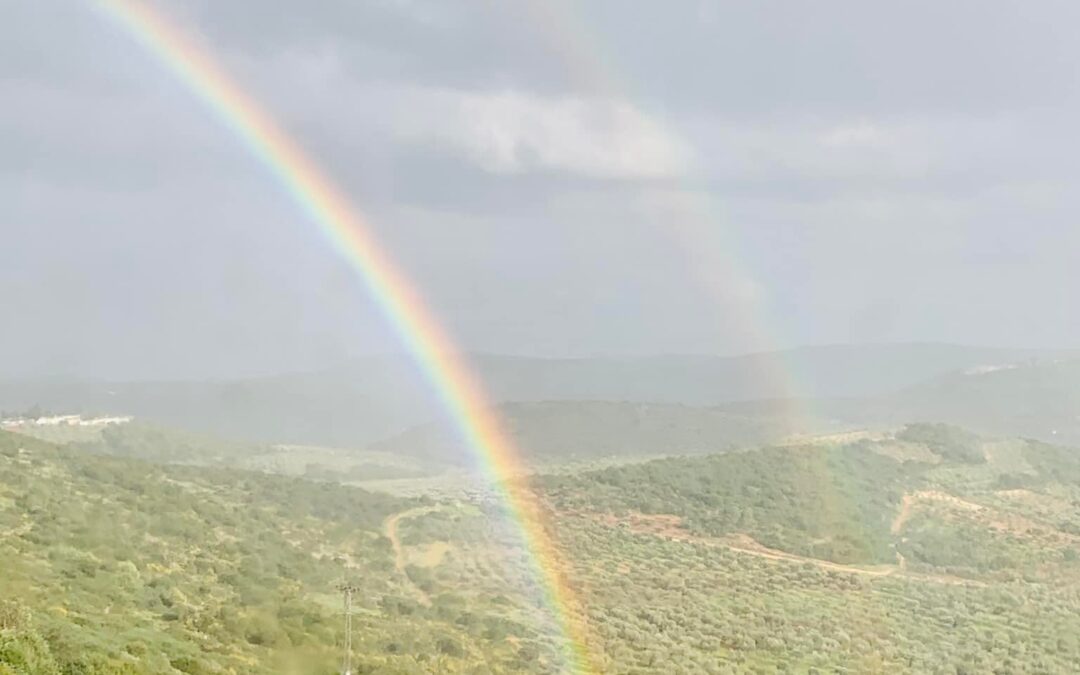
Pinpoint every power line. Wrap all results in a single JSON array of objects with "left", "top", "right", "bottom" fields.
[{"left": 337, "top": 583, "right": 360, "bottom": 675}]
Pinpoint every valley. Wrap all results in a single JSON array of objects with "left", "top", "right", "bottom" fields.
[
  {"left": 6, "top": 348, "right": 1080, "bottom": 673},
  {"left": 6, "top": 409, "right": 1080, "bottom": 672}
]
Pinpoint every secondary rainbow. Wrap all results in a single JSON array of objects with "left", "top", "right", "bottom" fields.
[
  {"left": 93, "top": 1, "right": 594, "bottom": 670},
  {"left": 523, "top": 2, "right": 804, "bottom": 412}
]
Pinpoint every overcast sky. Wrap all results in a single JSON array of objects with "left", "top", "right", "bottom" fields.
[{"left": 3, "top": 0, "right": 1079, "bottom": 379}]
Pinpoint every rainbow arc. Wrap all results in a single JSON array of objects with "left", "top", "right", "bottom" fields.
[{"left": 94, "top": 1, "right": 594, "bottom": 670}]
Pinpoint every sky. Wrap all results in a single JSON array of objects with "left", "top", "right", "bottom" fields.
[{"left": 2, "top": 0, "right": 1079, "bottom": 379}]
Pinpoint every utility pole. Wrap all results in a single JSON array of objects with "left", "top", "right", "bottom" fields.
[{"left": 337, "top": 583, "right": 360, "bottom": 675}]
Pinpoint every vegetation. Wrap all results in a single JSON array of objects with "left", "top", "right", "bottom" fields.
[
  {"left": 896, "top": 423, "right": 985, "bottom": 464},
  {"left": 0, "top": 431, "right": 564, "bottom": 674},
  {"left": 531, "top": 428, "right": 1080, "bottom": 672},
  {"left": 6, "top": 422, "right": 1080, "bottom": 673},
  {"left": 550, "top": 513, "right": 1080, "bottom": 674},
  {"left": 42, "top": 423, "right": 439, "bottom": 485},
  {"left": 69, "top": 423, "right": 274, "bottom": 464},
  {"left": 370, "top": 401, "right": 815, "bottom": 466},
  {"left": 540, "top": 443, "right": 923, "bottom": 564}
]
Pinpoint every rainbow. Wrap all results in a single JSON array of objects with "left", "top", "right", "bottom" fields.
[
  {"left": 93, "top": 1, "right": 594, "bottom": 671},
  {"left": 523, "top": 2, "right": 802, "bottom": 409}
]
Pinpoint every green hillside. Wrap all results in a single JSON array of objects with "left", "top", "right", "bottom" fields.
[
  {"left": 527, "top": 425, "right": 1080, "bottom": 671},
  {"left": 542, "top": 424, "right": 1080, "bottom": 579},
  {"left": 7, "top": 423, "right": 1080, "bottom": 673},
  {"left": 0, "top": 430, "right": 565, "bottom": 674},
  {"left": 541, "top": 439, "right": 922, "bottom": 564}
]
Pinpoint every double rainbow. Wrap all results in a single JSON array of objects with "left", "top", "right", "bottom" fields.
[{"left": 94, "top": 1, "right": 593, "bottom": 671}]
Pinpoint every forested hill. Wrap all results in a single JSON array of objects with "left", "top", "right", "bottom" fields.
[
  {"left": 0, "top": 430, "right": 563, "bottom": 673},
  {"left": 539, "top": 423, "right": 1080, "bottom": 573},
  {"left": 541, "top": 438, "right": 921, "bottom": 564}
]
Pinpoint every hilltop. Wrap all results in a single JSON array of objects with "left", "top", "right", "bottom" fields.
[
  {"left": 886, "top": 357, "right": 1080, "bottom": 445},
  {"left": 804, "top": 357, "right": 1080, "bottom": 446}
]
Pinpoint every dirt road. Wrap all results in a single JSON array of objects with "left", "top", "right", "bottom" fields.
[
  {"left": 578, "top": 510, "right": 981, "bottom": 586},
  {"left": 382, "top": 505, "right": 441, "bottom": 605}
]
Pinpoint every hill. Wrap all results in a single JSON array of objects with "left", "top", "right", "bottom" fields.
[
  {"left": 367, "top": 400, "right": 839, "bottom": 467},
  {"left": 1, "top": 344, "right": 1063, "bottom": 447},
  {"left": 800, "top": 358, "right": 1080, "bottom": 446},
  {"left": 11, "top": 421, "right": 447, "bottom": 486},
  {"left": 378, "top": 424, "right": 1080, "bottom": 672},
  {"left": 541, "top": 434, "right": 921, "bottom": 565},
  {"left": 886, "top": 358, "right": 1080, "bottom": 445},
  {"left": 0, "top": 430, "right": 567, "bottom": 673},
  {"left": 539, "top": 422, "right": 1080, "bottom": 573},
  {"left": 7, "top": 423, "right": 1080, "bottom": 672}
]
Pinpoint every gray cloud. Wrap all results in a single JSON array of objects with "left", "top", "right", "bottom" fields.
[{"left": 2, "top": 0, "right": 1079, "bottom": 378}]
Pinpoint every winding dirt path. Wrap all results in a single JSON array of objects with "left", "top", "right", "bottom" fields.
[
  {"left": 579, "top": 510, "right": 982, "bottom": 586},
  {"left": 720, "top": 533, "right": 896, "bottom": 577},
  {"left": 891, "top": 494, "right": 917, "bottom": 535},
  {"left": 383, "top": 505, "right": 441, "bottom": 605},
  {"left": 891, "top": 490, "right": 986, "bottom": 535}
]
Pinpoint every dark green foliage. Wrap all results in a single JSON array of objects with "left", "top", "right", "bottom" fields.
[
  {"left": 1022, "top": 440, "right": 1080, "bottom": 485},
  {"left": 0, "top": 602, "right": 59, "bottom": 675},
  {"left": 543, "top": 443, "right": 923, "bottom": 563},
  {"left": 897, "top": 423, "right": 985, "bottom": 463}
]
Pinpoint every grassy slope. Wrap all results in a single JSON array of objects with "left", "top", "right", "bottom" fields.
[
  {"left": 0, "top": 431, "right": 563, "bottom": 674},
  {"left": 539, "top": 424, "right": 1080, "bottom": 567},
  {"left": 8, "top": 422, "right": 1080, "bottom": 673},
  {"left": 540, "top": 442, "right": 920, "bottom": 564},
  {"left": 524, "top": 426, "right": 1080, "bottom": 672}
]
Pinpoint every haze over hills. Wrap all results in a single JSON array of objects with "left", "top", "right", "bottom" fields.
[
  {"left": 367, "top": 400, "right": 838, "bottom": 467},
  {"left": 884, "top": 358, "right": 1080, "bottom": 445},
  {"left": 1, "top": 343, "right": 1071, "bottom": 448},
  {"left": 790, "top": 357, "right": 1080, "bottom": 448},
  {"left": 15, "top": 348, "right": 1080, "bottom": 497}
]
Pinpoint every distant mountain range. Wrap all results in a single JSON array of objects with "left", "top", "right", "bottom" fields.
[{"left": 0, "top": 343, "right": 1076, "bottom": 450}]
